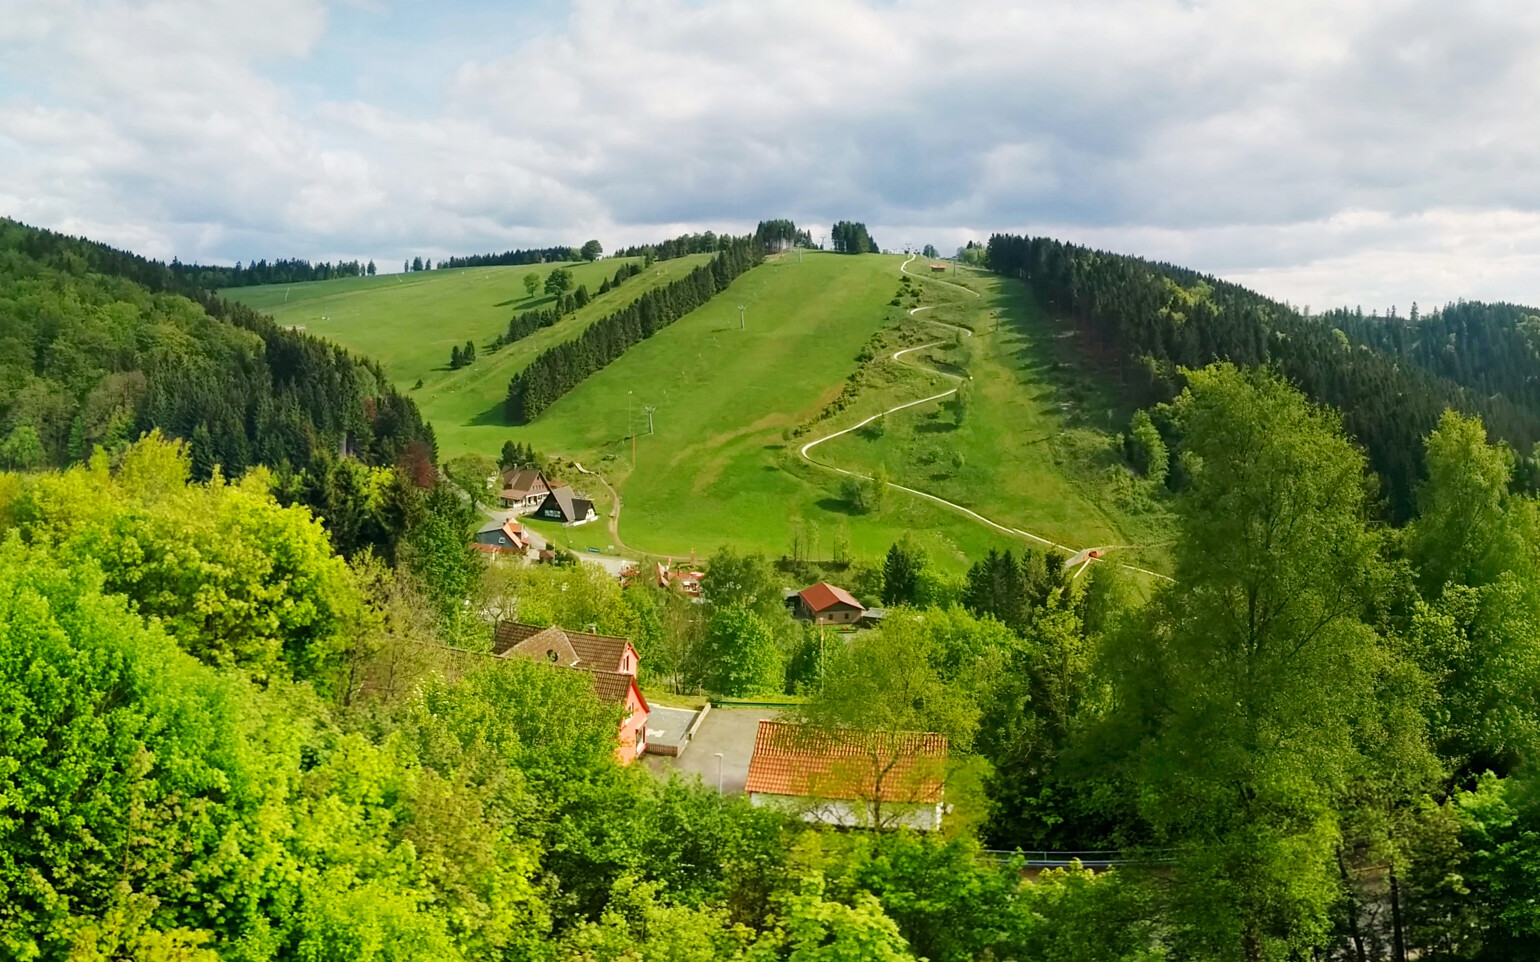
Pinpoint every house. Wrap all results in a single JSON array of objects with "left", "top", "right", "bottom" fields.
[
  {"left": 534, "top": 486, "right": 598, "bottom": 525},
  {"left": 494, "top": 622, "right": 648, "bottom": 761},
  {"left": 793, "top": 582, "right": 866, "bottom": 626},
  {"left": 744, "top": 720, "right": 949, "bottom": 831},
  {"left": 656, "top": 561, "right": 704, "bottom": 597},
  {"left": 473, "top": 517, "right": 530, "bottom": 554},
  {"left": 499, "top": 468, "right": 555, "bottom": 512},
  {"left": 929, "top": 263, "right": 947, "bottom": 272}
]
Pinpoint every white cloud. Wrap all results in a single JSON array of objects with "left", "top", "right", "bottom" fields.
[{"left": 2, "top": 0, "right": 1539, "bottom": 306}]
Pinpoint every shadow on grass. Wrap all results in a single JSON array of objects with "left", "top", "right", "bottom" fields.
[
  {"left": 916, "top": 421, "right": 958, "bottom": 434},
  {"left": 494, "top": 294, "right": 557, "bottom": 310},
  {"left": 470, "top": 401, "right": 514, "bottom": 427},
  {"left": 815, "top": 498, "right": 861, "bottom": 516}
]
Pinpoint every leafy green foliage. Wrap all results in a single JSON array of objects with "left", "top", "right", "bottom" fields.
[
  {"left": 7, "top": 434, "right": 359, "bottom": 686},
  {"left": 702, "top": 603, "right": 783, "bottom": 696}
]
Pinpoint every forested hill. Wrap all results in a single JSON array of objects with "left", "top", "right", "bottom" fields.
[
  {"left": 987, "top": 234, "right": 1540, "bottom": 520},
  {"left": 0, "top": 217, "right": 437, "bottom": 555}
]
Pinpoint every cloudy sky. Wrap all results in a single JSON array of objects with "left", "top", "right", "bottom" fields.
[{"left": 2, "top": 0, "right": 1538, "bottom": 311}]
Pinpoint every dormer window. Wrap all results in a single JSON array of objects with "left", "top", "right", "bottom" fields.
[{"left": 546, "top": 650, "right": 558, "bottom": 662}]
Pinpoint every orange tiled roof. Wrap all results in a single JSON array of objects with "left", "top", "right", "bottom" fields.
[
  {"left": 798, "top": 582, "right": 864, "bottom": 613},
  {"left": 743, "top": 720, "right": 947, "bottom": 803}
]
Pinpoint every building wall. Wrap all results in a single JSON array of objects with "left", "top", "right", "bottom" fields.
[
  {"left": 617, "top": 700, "right": 648, "bottom": 764},
  {"left": 813, "top": 604, "right": 861, "bottom": 626},
  {"left": 748, "top": 793, "right": 941, "bottom": 831}
]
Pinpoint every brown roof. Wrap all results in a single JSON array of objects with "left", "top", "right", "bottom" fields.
[
  {"left": 500, "top": 468, "right": 551, "bottom": 498},
  {"left": 498, "top": 624, "right": 582, "bottom": 666},
  {"left": 798, "top": 582, "right": 865, "bottom": 613},
  {"left": 744, "top": 720, "right": 948, "bottom": 803},
  {"left": 587, "top": 669, "right": 648, "bottom": 713},
  {"left": 537, "top": 486, "right": 593, "bottom": 523},
  {"left": 493, "top": 621, "right": 632, "bottom": 672}
]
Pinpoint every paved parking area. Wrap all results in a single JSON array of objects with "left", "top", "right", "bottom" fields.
[{"left": 645, "top": 706, "right": 780, "bottom": 795}]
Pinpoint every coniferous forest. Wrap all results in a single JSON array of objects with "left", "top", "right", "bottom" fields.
[
  {"left": 986, "top": 233, "right": 1540, "bottom": 520},
  {"left": 0, "top": 218, "right": 438, "bottom": 560}
]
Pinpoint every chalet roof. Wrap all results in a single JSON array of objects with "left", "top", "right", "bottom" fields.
[
  {"left": 538, "top": 486, "right": 593, "bottom": 522},
  {"left": 500, "top": 468, "right": 551, "bottom": 497},
  {"left": 798, "top": 582, "right": 865, "bottom": 613},
  {"left": 493, "top": 621, "right": 632, "bottom": 672},
  {"left": 744, "top": 720, "right": 948, "bottom": 804}
]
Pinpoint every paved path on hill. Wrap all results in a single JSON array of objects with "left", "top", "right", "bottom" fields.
[{"left": 798, "top": 255, "right": 1172, "bottom": 583}]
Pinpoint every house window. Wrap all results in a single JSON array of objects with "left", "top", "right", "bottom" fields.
[{"left": 546, "top": 650, "right": 558, "bottom": 662}]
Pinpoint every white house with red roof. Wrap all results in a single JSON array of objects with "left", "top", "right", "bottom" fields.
[
  {"left": 744, "top": 720, "right": 949, "bottom": 831},
  {"left": 792, "top": 582, "right": 866, "bottom": 626}
]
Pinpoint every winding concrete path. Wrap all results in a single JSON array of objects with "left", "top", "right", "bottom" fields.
[{"left": 797, "top": 255, "right": 1172, "bottom": 582}]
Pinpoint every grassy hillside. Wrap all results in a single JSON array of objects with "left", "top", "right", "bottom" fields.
[
  {"left": 232, "top": 249, "right": 1168, "bottom": 574},
  {"left": 504, "top": 251, "right": 1168, "bottom": 572},
  {"left": 226, "top": 256, "right": 713, "bottom": 453},
  {"left": 816, "top": 263, "right": 1171, "bottom": 570}
]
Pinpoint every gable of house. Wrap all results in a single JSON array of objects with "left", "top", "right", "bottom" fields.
[{"left": 492, "top": 622, "right": 636, "bottom": 674}]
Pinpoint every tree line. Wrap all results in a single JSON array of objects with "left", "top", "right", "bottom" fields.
[
  {"left": 503, "top": 237, "right": 762, "bottom": 423},
  {"left": 754, "top": 218, "right": 814, "bottom": 251},
  {"left": 831, "top": 220, "right": 878, "bottom": 253},
  {"left": 612, "top": 230, "right": 738, "bottom": 262},
  {"left": 984, "top": 232, "right": 1540, "bottom": 520},
  {"left": 434, "top": 244, "right": 580, "bottom": 270},
  {"left": 490, "top": 262, "right": 645, "bottom": 354},
  {"left": 170, "top": 256, "right": 375, "bottom": 289}
]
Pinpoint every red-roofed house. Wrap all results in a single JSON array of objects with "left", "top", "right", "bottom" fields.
[
  {"left": 793, "top": 582, "right": 866, "bottom": 626},
  {"left": 656, "top": 561, "right": 705, "bottom": 597},
  {"left": 494, "top": 621, "right": 649, "bottom": 761},
  {"left": 744, "top": 720, "right": 949, "bottom": 831}
]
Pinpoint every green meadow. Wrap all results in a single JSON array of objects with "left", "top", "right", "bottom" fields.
[
  {"left": 227, "top": 255, "right": 713, "bottom": 453},
  {"left": 232, "top": 250, "right": 1167, "bottom": 574}
]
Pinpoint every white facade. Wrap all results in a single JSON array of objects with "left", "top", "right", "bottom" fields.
[{"left": 748, "top": 792, "right": 943, "bottom": 832}]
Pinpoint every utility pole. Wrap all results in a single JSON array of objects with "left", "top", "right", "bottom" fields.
[
  {"left": 643, "top": 405, "right": 656, "bottom": 434},
  {"left": 715, "top": 752, "right": 725, "bottom": 794},
  {"left": 628, "top": 391, "right": 635, "bottom": 467},
  {"left": 738, "top": 305, "right": 746, "bottom": 330}
]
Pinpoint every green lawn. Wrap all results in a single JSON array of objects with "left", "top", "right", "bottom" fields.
[{"left": 226, "top": 256, "right": 714, "bottom": 454}]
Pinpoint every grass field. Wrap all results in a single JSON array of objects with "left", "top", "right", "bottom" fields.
[
  {"left": 816, "top": 264, "right": 1171, "bottom": 569},
  {"left": 226, "top": 256, "right": 713, "bottom": 454},
  {"left": 231, "top": 250, "right": 1169, "bottom": 575}
]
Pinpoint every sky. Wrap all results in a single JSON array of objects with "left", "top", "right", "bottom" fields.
[{"left": 2, "top": 0, "right": 1538, "bottom": 312}]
